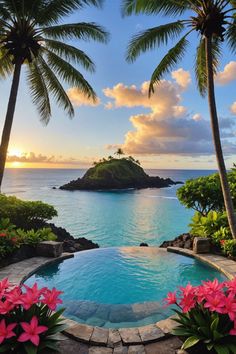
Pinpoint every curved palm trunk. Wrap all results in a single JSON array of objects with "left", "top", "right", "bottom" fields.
[
  {"left": 205, "top": 37, "right": 236, "bottom": 238},
  {"left": 0, "top": 61, "right": 22, "bottom": 192}
]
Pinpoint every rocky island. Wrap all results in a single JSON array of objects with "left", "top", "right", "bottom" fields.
[{"left": 60, "top": 157, "right": 182, "bottom": 191}]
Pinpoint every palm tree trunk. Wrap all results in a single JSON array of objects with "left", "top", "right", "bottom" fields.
[
  {"left": 0, "top": 61, "right": 22, "bottom": 191},
  {"left": 205, "top": 36, "right": 236, "bottom": 238}
]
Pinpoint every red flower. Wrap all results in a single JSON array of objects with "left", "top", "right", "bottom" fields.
[
  {"left": 179, "top": 294, "right": 196, "bottom": 313},
  {"left": 0, "top": 233, "right": 6, "bottom": 237},
  {"left": 164, "top": 291, "right": 177, "bottom": 306},
  {"left": 0, "top": 300, "right": 14, "bottom": 315},
  {"left": 42, "top": 287, "right": 63, "bottom": 310},
  {"left": 220, "top": 240, "right": 226, "bottom": 245},
  {"left": 0, "top": 319, "right": 16, "bottom": 345},
  {"left": 5, "top": 287, "right": 23, "bottom": 306},
  {"left": 18, "top": 316, "right": 48, "bottom": 346},
  {"left": 204, "top": 293, "right": 225, "bottom": 313},
  {"left": 0, "top": 278, "right": 9, "bottom": 297},
  {"left": 222, "top": 293, "right": 236, "bottom": 321},
  {"left": 22, "top": 283, "right": 43, "bottom": 310}
]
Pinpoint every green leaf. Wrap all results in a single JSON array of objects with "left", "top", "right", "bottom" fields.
[
  {"left": 181, "top": 336, "right": 200, "bottom": 349},
  {"left": 24, "top": 343, "right": 38, "bottom": 354},
  {"left": 214, "top": 344, "right": 230, "bottom": 354},
  {"left": 211, "top": 316, "right": 219, "bottom": 332}
]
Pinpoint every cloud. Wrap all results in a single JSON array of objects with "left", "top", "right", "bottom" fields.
[
  {"left": 103, "top": 75, "right": 236, "bottom": 156},
  {"left": 103, "top": 80, "right": 186, "bottom": 118},
  {"left": 230, "top": 102, "right": 236, "bottom": 114},
  {"left": 171, "top": 69, "right": 191, "bottom": 89},
  {"left": 7, "top": 152, "right": 95, "bottom": 167},
  {"left": 215, "top": 61, "right": 236, "bottom": 85},
  {"left": 67, "top": 87, "right": 100, "bottom": 107}
]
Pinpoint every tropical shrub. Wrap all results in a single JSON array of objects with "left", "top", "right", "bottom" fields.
[
  {"left": 164, "top": 279, "right": 236, "bottom": 353},
  {"left": 189, "top": 211, "right": 229, "bottom": 238},
  {"left": 0, "top": 218, "right": 56, "bottom": 259},
  {"left": 0, "top": 278, "right": 65, "bottom": 353},
  {"left": 177, "top": 171, "right": 236, "bottom": 215},
  {"left": 221, "top": 240, "right": 236, "bottom": 258},
  {"left": 0, "top": 194, "right": 57, "bottom": 228}
]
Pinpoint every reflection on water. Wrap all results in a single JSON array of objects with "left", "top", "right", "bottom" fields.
[{"left": 2, "top": 169, "right": 216, "bottom": 247}]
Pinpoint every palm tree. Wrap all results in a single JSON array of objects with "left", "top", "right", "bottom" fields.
[
  {"left": 115, "top": 148, "right": 125, "bottom": 158},
  {"left": 123, "top": 0, "right": 236, "bottom": 238},
  {"left": 0, "top": 0, "right": 108, "bottom": 189}
]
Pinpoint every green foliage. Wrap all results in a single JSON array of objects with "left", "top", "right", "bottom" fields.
[
  {"left": 0, "top": 0, "right": 109, "bottom": 123},
  {"left": 221, "top": 240, "right": 236, "bottom": 258},
  {"left": 0, "top": 218, "right": 56, "bottom": 259},
  {"left": 212, "top": 227, "right": 232, "bottom": 246},
  {"left": 16, "top": 228, "right": 56, "bottom": 245},
  {"left": 189, "top": 211, "right": 229, "bottom": 238},
  {"left": 0, "top": 194, "right": 57, "bottom": 228},
  {"left": 174, "top": 305, "right": 236, "bottom": 353},
  {"left": 177, "top": 171, "right": 236, "bottom": 215}
]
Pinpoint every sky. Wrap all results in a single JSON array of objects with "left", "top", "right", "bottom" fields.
[{"left": 1, "top": 0, "right": 236, "bottom": 170}]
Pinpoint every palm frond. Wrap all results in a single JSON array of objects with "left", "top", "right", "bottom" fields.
[
  {"left": 27, "top": 58, "right": 52, "bottom": 124},
  {"left": 126, "top": 21, "right": 184, "bottom": 62},
  {"left": 43, "top": 48, "right": 97, "bottom": 101},
  {"left": 0, "top": 49, "right": 14, "bottom": 79},
  {"left": 35, "top": 0, "right": 104, "bottom": 25},
  {"left": 38, "top": 54, "right": 75, "bottom": 119},
  {"left": 42, "top": 22, "right": 109, "bottom": 43},
  {"left": 42, "top": 39, "right": 95, "bottom": 72},
  {"left": 122, "top": 0, "right": 188, "bottom": 17},
  {"left": 195, "top": 37, "right": 221, "bottom": 97},
  {"left": 226, "top": 20, "right": 236, "bottom": 53},
  {"left": 149, "top": 34, "right": 189, "bottom": 95}
]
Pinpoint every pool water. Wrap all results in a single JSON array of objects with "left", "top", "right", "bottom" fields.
[{"left": 25, "top": 247, "right": 226, "bottom": 328}]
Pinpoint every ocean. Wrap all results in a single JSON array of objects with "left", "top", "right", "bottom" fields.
[{"left": 2, "top": 169, "right": 216, "bottom": 247}]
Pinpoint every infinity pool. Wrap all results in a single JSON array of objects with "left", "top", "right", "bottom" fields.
[{"left": 25, "top": 247, "right": 226, "bottom": 328}]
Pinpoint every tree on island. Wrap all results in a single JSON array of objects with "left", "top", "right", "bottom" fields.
[
  {"left": 123, "top": 0, "right": 236, "bottom": 238},
  {"left": 0, "top": 0, "right": 109, "bottom": 190},
  {"left": 115, "top": 148, "right": 125, "bottom": 158}
]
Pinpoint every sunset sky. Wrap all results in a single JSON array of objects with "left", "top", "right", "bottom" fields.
[{"left": 1, "top": 0, "right": 236, "bottom": 170}]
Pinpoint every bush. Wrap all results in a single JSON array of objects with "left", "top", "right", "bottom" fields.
[
  {"left": 0, "top": 278, "right": 65, "bottom": 353},
  {"left": 189, "top": 211, "right": 229, "bottom": 238},
  {"left": 164, "top": 279, "right": 236, "bottom": 353},
  {"left": 0, "top": 194, "right": 57, "bottom": 228},
  {"left": 221, "top": 240, "right": 236, "bottom": 258},
  {"left": 177, "top": 170, "right": 236, "bottom": 215},
  {"left": 0, "top": 218, "right": 57, "bottom": 259}
]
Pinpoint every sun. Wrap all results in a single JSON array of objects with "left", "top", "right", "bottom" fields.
[{"left": 8, "top": 148, "right": 23, "bottom": 158}]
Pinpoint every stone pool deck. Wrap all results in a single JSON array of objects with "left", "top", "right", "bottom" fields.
[{"left": 0, "top": 247, "right": 236, "bottom": 353}]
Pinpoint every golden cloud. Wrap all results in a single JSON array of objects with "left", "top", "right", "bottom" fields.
[
  {"left": 215, "top": 61, "right": 236, "bottom": 85},
  {"left": 171, "top": 68, "right": 191, "bottom": 89},
  {"left": 67, "top": 87, "right": 101, "bottom": 107}
]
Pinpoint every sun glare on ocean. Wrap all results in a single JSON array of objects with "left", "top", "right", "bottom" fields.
[{"left": 7, "top": 148, "right": 24, "bottom": 168}]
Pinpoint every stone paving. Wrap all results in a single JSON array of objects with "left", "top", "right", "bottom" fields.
[{"left": 0, "top": 248, "right": 236, "bottom": 353}]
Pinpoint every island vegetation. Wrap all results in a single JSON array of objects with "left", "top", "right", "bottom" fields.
[{"left": 60, "top": 153, "right": 181, "bottom": 191}]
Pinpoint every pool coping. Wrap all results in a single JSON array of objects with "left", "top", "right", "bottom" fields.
[{"left": 0, "top": 247, "right": 235, "bottom": 349}]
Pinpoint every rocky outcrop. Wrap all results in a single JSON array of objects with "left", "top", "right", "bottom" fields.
[
  {"left": 60, "top": 158, "right": 182, "bottom": 191},
  {"left": 160, "top": 233, "right": 193, "bottom": 250}
]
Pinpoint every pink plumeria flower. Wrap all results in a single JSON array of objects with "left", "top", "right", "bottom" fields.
[
  {"left": 222, "top": 293, "right": 236, "bottom": 321},
  {"left": 204, "top": 293, "right": 225, "bottom": 313},
  {"left": 21, "top": 283, "right": 44, "bottom": 310},
  {"left": 5, "top": 287, "right": 23, "bottom": 306},
  {"left": 41, "top": 287, "right": 63, "bottom": 311},
  {"left": 0, "top": 278, "right": 9, "bottom": 297},
  {"left": 225, "top": 278, "right": 236, "bottom": 295},
  {"left": 180, "top": 294, "right": 196, "bottom": 313},
  {"left": 180, "top": 283, "right": 196, "bottom": 298},
  {"left": 202, "top": 279, "right": 224, "bottom": 295},
  {"left": 0, "top": 300, "right": 14, "bottom": 315},
  {"left": 18, "top": 316, "right": 48, "bottom": 347},
  {"left": 0, "top": 319, "right": 17, "bottom": 344},
  {"left": 164, "top": 291, "right": 177, "bottom": 307}
]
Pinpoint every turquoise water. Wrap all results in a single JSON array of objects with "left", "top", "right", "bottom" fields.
[
  {"left": 2, "top": 169, "right": 216, "bottom": 246},
  {"left": 25, "top": 247, "right": 226, "bottom": 328}
]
